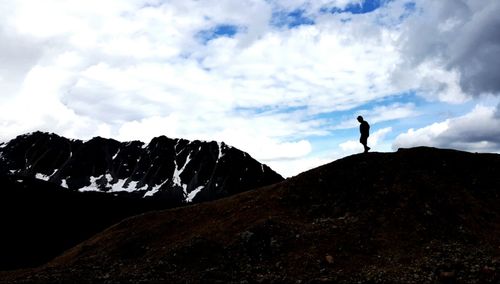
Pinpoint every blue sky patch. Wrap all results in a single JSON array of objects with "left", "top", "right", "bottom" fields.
[
  {"left": 197, "top": 24, "right": 241, "bottom": 44},
  {"left": 271, "top": 9, "right": 315, "bottom": 28},
  {"left": 325, "top": 0, "right": 389, "bottom": 15},
  {"left": 404, "top": 2, "right": 416, "bottom": 12},
  {"left": 399, "top": 2, "right": 417, "bottom": 20}
]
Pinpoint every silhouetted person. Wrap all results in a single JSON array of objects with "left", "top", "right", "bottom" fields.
[{"left": 357, "top": 116, "right": 370, "bottom": 153}]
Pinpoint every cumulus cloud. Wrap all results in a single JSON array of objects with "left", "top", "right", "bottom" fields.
[
  {"left": 393, "top": 105, "right": 500, "bottom": 152},
  {"left": 1, "top": 0, "right": 499, "bottom": 177},
  {"left": 268, "top": 154, "right": 336, "bottom": 178},
  {"left": 395, "top": 0, "right": 500, "bottom": 98},
  {"left": 0, "top": 2, "right": 404, "bottom": 149},
  {"left": 333, "top": 103, "right": 417, "bottom": 130}
]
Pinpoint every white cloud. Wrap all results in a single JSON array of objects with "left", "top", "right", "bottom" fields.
[
  {"left": 116, "top": 112, "right": 315, "bottom": 161},
  {"left": 393, "top": 121, "right": 449, "bottom": 149},
  {"left": 0, "top": 4, "right": 402, "bottom": 138},
  {"left": 1, "top": 0, "right": 499, "bottom": 177},
  {"left": 267, "top": 154, "right": 336, "bottom": 178},
  {"left": 393, "top": 105, "right": 500, "bottom": 152},
  {"left": 333, "top": 103, "right": 417, "bottom": 130}
]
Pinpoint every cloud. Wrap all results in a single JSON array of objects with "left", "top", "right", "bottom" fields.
[
  {"left": 395, "top": 0, "right": 500, "bottom": 97},
  {"left": 333, "top": 103, "right": 417, "bottom": 129},
  {"left": 0, "top": 3, "right": 403, "bottom": 136},
  {"left": 116, "top": 112, "right": 315, "bottom": 160},
  {"left": 393, "top": 105, "right": 500, "bottom": 152},
  {"left": 0, "top": 27, "right": 46, "bottom": 104},
  {"left": 1, "top": 0, "right": 499, "bottom": 177},
  {"left": 267, "top": 154, "right": 335, "bottom": 178},
  {"left": 205, "top": 22, "right": 402, "bottom": 114}
]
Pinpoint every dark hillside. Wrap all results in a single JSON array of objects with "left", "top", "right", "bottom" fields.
[
  {"left": 2, "top": 147, "right": 500, "bottom": 283},
  {"left": 0, "top": 175, "right": 171, "bottom": 270}
]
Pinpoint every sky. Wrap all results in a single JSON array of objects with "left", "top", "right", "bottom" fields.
[{"left": 1, "top": 0, "right": 500, "bottom": 177}]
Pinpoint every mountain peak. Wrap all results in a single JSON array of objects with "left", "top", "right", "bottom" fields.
[{"left": 0, "top": 132, "right": 283, "bottom": 203}]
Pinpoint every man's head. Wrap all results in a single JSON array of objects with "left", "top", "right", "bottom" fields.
[{"left": 357, "top": 115, "right": 364, "bottom": 123}]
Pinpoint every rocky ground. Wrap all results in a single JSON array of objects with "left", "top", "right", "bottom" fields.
[{"left": 1, "top": 147, "right": 499, "bottom": 283}]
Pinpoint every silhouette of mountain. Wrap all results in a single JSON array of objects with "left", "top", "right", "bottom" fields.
[
  {"left": 0, "top": 131, "right": 283, "bottom": 270},
  {"left": 2, "top": 147, "right": 499, "bottom": 283},
  {"left": 0, "top": 131, "right": 283, "bottom": 203}
]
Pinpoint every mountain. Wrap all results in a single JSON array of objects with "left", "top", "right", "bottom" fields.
[
  {"left": 0, "top": 131, "right": 283, "bottom": 203},
  {"left": 0, "top": 131, "right": 283, "bottom": 271},
  {"left": 2, "top": 147, "right": 499, "bottom": 283}
]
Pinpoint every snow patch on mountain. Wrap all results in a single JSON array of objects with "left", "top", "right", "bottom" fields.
[
  {"left": 217, "top": 142, "right": 224, "bottom": 161},
  {"left": 78, "top": 174, "right": 147, "bottom": 193},
  {"left": 35, "top": 173, "right": 50, "bottom": 181},
  {"left": 112, "top": 149, "right": 120, "bottom": 160},
  {"left": 173, "top": 151, "right": 192, "bottom": 197},
  {"left": 143, "top": 179, "right": 168, "bottom": 197},
  {"left": 124, "top": 180, "right": 147, "bottom": 192},
  {"left": 186, "top": 186, "right": 204, "bottom": 202},
  {"left": 78, "top": 175, "right": 104, "bottom": 192}
]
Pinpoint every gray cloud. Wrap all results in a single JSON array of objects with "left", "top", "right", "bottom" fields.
[
  {"left": 399, "top": 0, "right": 500, "bottom": 96},
  {"left": 62, "top": 86, "right": 164, "bottom": 123},
  {"left": 0, "top": 29, "right": 45, "bottom": 98},
  {"left": 3, "top": 0, "right": 499, "bottom": 176},
  {"left": 393, "top": 105, "right": 500, "bottom": 152},
  {"left": 440, "top": 126, "right": 500, "bottom": 148}
]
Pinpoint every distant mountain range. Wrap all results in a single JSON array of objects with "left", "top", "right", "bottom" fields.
[
  {"left": 0, "top": 131, "right": 283, "bottom": 270},
  {"left": 0, "top": 131, "right": 283, "bottom": 203}
]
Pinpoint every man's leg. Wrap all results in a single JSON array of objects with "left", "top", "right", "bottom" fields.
[{"left": 361, "top": 136, "right": 370, "bottom": 153}]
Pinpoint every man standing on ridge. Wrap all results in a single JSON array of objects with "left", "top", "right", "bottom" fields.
[{"left": 357, "top": 116, "right": 370, "bottom": 153}]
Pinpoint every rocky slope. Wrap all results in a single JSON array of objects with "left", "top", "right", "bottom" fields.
[
  {"left": 2, "top": 147, "right": 500, "bottom": 283},
  {"left": 0, "top": 131, "right": 283, "bottom": 203}
]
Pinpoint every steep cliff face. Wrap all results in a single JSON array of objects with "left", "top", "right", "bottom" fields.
[{"left": 0, "top": 131, "right": 283, "bottom": 203}]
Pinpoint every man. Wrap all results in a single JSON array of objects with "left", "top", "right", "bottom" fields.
[{"left": 357, "top": 116, "right": 370, "bottom": 153}]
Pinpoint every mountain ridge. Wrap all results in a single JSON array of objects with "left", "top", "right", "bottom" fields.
[
  {"left": 2, "top": 147, "right": 499, "bottom": 283},
  {"left": 0, "top": 131, "right": 283, "bottom": 203}
]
